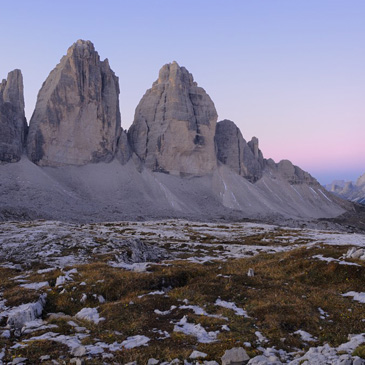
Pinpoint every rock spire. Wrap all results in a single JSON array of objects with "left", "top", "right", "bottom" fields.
[
  {"left": 215, "top": 119, "right": 264, "bottom": 182},
  {"left": 27, "top": 40, "right": 123, "bottom": 166},
  {"left": 0, "top": 69, "right": 27, "bottom": 162},
  {"left": 128, "top": 61, "right": 218, "bottom": 175}
]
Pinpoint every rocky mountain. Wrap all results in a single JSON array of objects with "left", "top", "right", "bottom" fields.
[
  {"left": 0, "top": 39, "right": 354, "bottom": 223},
  {"left": 215, "top": 120, "right": 264, "bottom": 182},
  {"left": 326, "top": 174, "right": 365, "bottom": 205},
  {"left": 215, "top": 119, "right": 317, "bottom": 186},
  {"left": 27, "top": 40, "right": 128, "bottom": 166},
  {"left": 0, "top": 69, "right": 27, "bottom": 162},
  {"left": 128, "top": 61, "right": 217, "bottom": 175}
]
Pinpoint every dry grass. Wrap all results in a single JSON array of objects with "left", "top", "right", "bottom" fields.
[{"left": 1, "top": 231, "right": 364, "bottom": 363}]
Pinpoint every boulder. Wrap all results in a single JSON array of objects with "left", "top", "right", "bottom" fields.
[
  {"left": 0, "top": 69, "right": 27, "bottom": 162},
  {"left": 128, "top": 61, "right": 217, "bottom": 175},
  {"left": 215, "top": 120, "right": 264, "bottom": 182},
  {"left": 27, "top": 40, "right": 125, "bottom": 166},
  {"left": 222, "top": 347, "right": 250, "bottom": 365},
  {"left": 6, "top": 294, "right": 46, "bottom": 330}
]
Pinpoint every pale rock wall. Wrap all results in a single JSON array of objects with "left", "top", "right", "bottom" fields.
[
  {"left": 215, "top": 119, "right": 264, "bottom": 183},
  {"left": 27, "top": 40, "right": 123, "bottom": 166},
  {"left": 128, "top": 62, "right": 217, "bottom": 175}
]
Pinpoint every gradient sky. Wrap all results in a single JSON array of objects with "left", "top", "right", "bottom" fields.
[{"left": 1, "top": 0, "right": 364, "bottom": 184}]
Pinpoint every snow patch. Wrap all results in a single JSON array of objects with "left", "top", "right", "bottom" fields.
[
  {"left": 342, "top": 291, "right": 365, "bottom": 304},
  {"left": 20, "top": 281, "right": 49, "bottom": 290},
  {"left": 294, "top": 329, "right": 318, "bottom": 342},
  {"left": 173, "top": 316, "right": 219, "bottom": 343},
  {"left": 75, "top": 307, "right": 104, "bottom": 324},
  {"left": 121, "top": 335, "right": 150, "bottom": 349},
  {"left": 215, "top": 299, "right": 249, "bottom": 317}
]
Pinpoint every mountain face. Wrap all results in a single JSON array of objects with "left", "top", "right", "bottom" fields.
[
  {"left": 0, "top": 70, "right": 27, "bottom": 162},
  {"left": 128, "top": 61, "right": 218, "bottom": 175},
  {"left": 0, "top": 40, "right": 353, "bottom": 222},
  {"left": 215, "top": 119, "right": 317, "bottom": 186},
  {"left": 215, "top": 119, "right": 264, "bottom": 182},
  {"left": 27, "top": 40, "right": 125, "bottom": 166},
  {"left": 326, "top": 173, "right": 365, "bottom": 205}
]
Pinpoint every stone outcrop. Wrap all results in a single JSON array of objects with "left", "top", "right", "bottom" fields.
[
  {"left": 215, "top": 120, "right": 318, "bottom": 185},
  {"left": 215, "top": 119, "right": 264, "bottom": 182},
  {"left": 0, "top": 69, "right": 27, "bottom": 162},
  {"left": 116, "top": 129, "right": 131, "bottom": 165},
  {"left": 128, "top": 61, "right": 217, "bottom": 175},
  {"left": 27, "top": 40, "right": 124, "bottom": 166},
  {"left": 266, "top": 158, "right": 318, "bottom": 185}
]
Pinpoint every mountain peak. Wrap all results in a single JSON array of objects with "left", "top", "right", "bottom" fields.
[{"left": 156, "top": 62, "right": 196, "bottom": 87}]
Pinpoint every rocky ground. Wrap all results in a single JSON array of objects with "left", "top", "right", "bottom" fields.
[{"left": 0, "top": 220, "right": 365, "bottom": 364}]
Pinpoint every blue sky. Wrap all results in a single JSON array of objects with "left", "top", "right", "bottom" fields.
[{"left": 1, "top": 0, "right": 364, "bottom": 184}]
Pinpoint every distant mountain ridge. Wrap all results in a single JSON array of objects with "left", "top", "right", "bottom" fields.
[
  {"left": 0, "top": 40, "right": 353, "bottom": 222},
  {"left": 325, "top": 173, "right": 365, "bottom": 205}
]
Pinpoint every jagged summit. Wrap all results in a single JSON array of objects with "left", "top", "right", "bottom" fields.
[
  {"left": 128, "top": 61, "right": 218, "bottom": 175},
  {"left": 26, "top": 39, "right": 126, "bottom": 166},
  {"left": 154, "top": 61, "right": 197, "bottom": 87}
]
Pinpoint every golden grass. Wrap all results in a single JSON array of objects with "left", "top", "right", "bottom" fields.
[{"left": 1, "top": 237, "right": 364, "bottom": 363}]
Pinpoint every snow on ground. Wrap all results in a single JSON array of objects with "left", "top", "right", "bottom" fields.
[
  {"left": 138, "top": 290, "right": 165, "bottom": 298},
  {"left": 342, "top": 291, "right": 365, "bottom": 304},
  {"left": 294, "top": 330, "right": 318, "bottom": 342},
  {"left": 215, "top": 299, "right": 249, "bottom": 318},
  {"left": 255, "top": 331, "right": 268, "bottom": 344},
  {"left": 173, "top": 316, "right": 219, "bottom": 343},
  {"left": 180, "top": 304, "right": 227, "bottom": 319},
  {"left": 154, "top": 305, "right": 177, "bottom": 316},
  {"left": 121, "top": 335, "right": 150, "bottom": 349},
  {"left": 318, "top": 307, "right": 329, "bottom": 319},
  {"left": 20, "top": 281, "right": 49, "bottom": 290},
  {"left": 312, "top": 254, "right": 360, "bottom": 266},
  {"left": 75, "top": 307, "right": 105, "bottom": 324}
]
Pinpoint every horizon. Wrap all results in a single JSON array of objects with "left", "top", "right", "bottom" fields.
[{"left": 1, "top": 0, "right": 364, "bottom": 185}]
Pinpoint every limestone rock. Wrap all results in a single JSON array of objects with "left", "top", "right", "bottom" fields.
[
  {"left": 27, "top": 40, "right": 122, "bottom": 166},
  {"left": 215, "top": 120, "right": 264, "bottom": 182},
  {"left": 222, "top": 347, "right": 250, "bottom": 365},
  {"left": 116, "top": 129, "right": 131, "bottom": 165},
  {"left": 6, "top": 294, "right": 46, "bottom": 330},
  {"left": 0, "top": 69, "right": 27, "bottom": 162},
  {"left": 128, "top": 61, "right": 217, "bottom": 175},
  {"left": 275, "top": 160, "right": 317, "bottom": 185}
]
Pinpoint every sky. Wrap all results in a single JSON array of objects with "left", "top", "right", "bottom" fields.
[{"left": 1, "top": 0, "right": 364, "bottom": 184}]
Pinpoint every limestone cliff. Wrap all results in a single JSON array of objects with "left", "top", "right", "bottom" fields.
[
  {"left": 128, "top": 62, "right": 217, "bottom": 175},
  {"left": 27, "top": 40, "right": 123, "bottom": 166},
  {"left": 0, "top": 70, "right": 27, "bottom": 162},
  {"left": 215, "top": 119, "right": 264, "bottom": 182}
]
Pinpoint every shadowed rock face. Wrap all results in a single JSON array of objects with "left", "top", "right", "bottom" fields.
[
  {"left": 0, "top": 70, "right": 27, "bottom": 162},
  {"left": 215, "top": 120, "right": 264, "bottom": 182},
  {"left": 27, "top": 40, "right": 123, "bottom": 166},
  {"left": 128, "top": 61, "right": 217, "bottom": 175}
]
